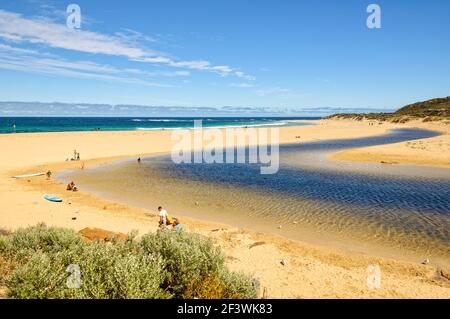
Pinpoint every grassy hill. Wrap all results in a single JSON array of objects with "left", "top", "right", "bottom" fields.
[{"left": 326, "top": 96, "right": 450, "bottom": 123}]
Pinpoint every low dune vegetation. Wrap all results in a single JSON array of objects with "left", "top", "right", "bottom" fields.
[
  {"left": 326, "top": 96, "right": 450, "bottom": 123},
  {"left": 0, "top": 224, "right": 259, "bottom": 299}
]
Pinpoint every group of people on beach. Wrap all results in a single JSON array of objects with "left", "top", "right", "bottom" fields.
[
  {"left": 158, "top": 206, "right": 182, "bottom": 231},
  {"left": 67, "top": 149, "right": 81, "bottom": 161},
  {"left": 48, "top": 152, "right": 180, "bottom": 230}
]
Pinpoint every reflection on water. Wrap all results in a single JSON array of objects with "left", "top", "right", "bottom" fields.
[{"left": 61, "top": 129, "right": 450, "bottom": 265}]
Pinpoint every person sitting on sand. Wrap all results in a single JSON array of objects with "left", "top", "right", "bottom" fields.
[
  {"left": 72, "top": 184, "right": 78, "bottom": 192},
  {"left": 172, "top": 218, "right": 183, "bottom": 231},
  {"left": 46, "top": 170, "right": 52, "bottom": 180},
  {"left": 67, "top": 181, "right": 75, "bottom": 191},
  {"left": 158, "top": 206, "right": 172, "bottom": 227}
]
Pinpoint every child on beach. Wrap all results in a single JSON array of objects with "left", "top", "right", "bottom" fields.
[{"left": 172, "top": 218, "right": 183, "bottom": 231}]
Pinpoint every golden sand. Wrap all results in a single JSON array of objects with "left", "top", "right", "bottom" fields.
[
  {"left": 0, "top": 119, "right": 449, "bottom": 298},
  {"left": 328, "top": 120, "right": 450, "bottom": 168}
]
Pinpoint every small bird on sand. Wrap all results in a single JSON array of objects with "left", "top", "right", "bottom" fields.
[{"left": 422, "top": 258, "right": 430, "bottom": 265}]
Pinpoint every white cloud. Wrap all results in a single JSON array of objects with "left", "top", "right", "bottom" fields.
[
  {"left": 0, "top": 9, "right": 254, "bottom": 79},
  {"left": 235, "top": 71, "right": 255, "bottom": 81},
  {"left": 0, "top": 10, "right": 147, "bottom": 58},
  {"left": 0, "top": 43, "right": 40, "bottom": 55},
  {"left": 229, "top": 82, "right": 255, "bottom": 88},
  {"left": 0, "top": 44, "right": 175, "bottom": 87},
  {"left": 115, "top": 28, "right": 158, "bottom": 44}
]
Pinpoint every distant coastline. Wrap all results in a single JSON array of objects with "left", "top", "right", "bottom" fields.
[{"left": 326, "top": 96, "right": 450, "bottom": 124}]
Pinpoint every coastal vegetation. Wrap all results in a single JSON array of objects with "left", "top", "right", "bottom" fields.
[
  {"left": 326, "top": 96, "right": 450, "bottom": 123},
  {"left": 0, "top": 224, "right": 259, "bottom": 299}
]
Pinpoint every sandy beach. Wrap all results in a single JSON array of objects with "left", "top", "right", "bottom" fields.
[
  {"left": 1, "top": 119, "right": 449, "bottom": 298},
  {"left": 329, "top": 120, "right": 450, "bottom": 168}
]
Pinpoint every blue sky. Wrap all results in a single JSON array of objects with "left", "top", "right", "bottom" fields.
[{"left": 0, "top": 0, "right": 449, "bottom": 115}]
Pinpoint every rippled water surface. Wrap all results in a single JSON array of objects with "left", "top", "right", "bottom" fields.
[{"left": 61, "top": 129, "right": 450, "bottom": 265}]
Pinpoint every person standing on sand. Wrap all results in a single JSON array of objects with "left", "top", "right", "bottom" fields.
[{"left": 158, "top": 206, "right": 172, "bottom": 227}]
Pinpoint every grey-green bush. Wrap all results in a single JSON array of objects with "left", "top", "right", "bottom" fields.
[
  {"left": 1, "top": 223, "right": 82, "bottom": 262},
  {"left": 139, "top": 229, "right": 225, "bottom": 297},
  {"left": 219, "top": 270, "right": 260, "bottom": 299},
  {"left": 0, "top": 225, "right": 259, "bottom": 299}
]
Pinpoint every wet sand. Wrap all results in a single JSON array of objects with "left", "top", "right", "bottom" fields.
[{"left": 1, "top": 119, "right": 449, "bottom": 298}]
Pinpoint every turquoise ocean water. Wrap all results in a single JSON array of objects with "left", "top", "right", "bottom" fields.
[{"left": 0, "top": 117, "right": 317, "bottom": 134}]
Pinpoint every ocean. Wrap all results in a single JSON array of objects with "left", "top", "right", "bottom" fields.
[{"left": 0, "top": 117, "right": 318, "bottom": 134}]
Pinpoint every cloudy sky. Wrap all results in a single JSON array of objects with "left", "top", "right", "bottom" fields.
[{"left": 0, "top": 0, "right": 449, "bottom": 115}]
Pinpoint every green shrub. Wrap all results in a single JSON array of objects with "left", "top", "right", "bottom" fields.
[
  {"left": 183, "top": 273, "right": 224, "bottom": 299},
  {"left": 1, "top": 225, "right": 259, "bottom": 299},
  {"left": 6, "top": 241, "right": 167, "bottom": 299},
  {"left": 139, "top": 230, "right": 259, "bottom": 299},
  {"left": 109, "top": 253, "right": 167, "bottom": 299},
  {"left": 1, "top": 223, "right": 82, "bottom": 262},
  {"left": 0, "top": 255, "right": 16, "bottom": 287},
  {"left": 65, "top": 243, "right": 168, "bottom": 299},
  {"left": 6, "top": 251, "right": 68, "bottom": 299},
  {"left": 181, "top": 271, "right": 259, "bottom": 299},
  {"left": 140, "top": 229, "right": 225, "bottom": 297},
  {"left": 219, "top": 270, "right": 260, "bottom": 299}
]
